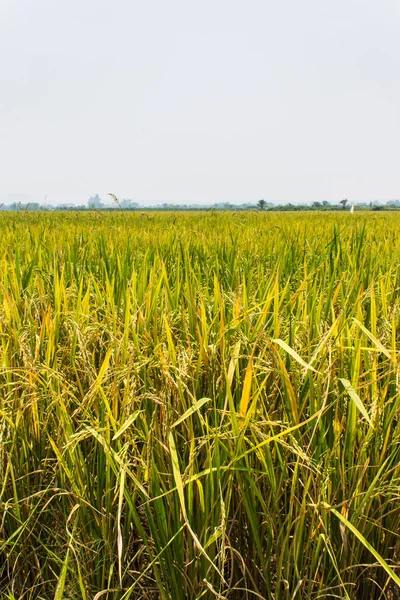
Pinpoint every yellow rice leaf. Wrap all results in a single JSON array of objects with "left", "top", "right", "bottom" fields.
[
  {"left": 168, "top": 431, "right": 187, "bottom": 520},
  {"left": 339, "top": 378, "right": 372, "bottom": 425},
  {"left": 239, "top": 357, "right": 253, "bottom": 417},
  {"left": 94, "top": 347, "right": 113, "bottom": 388},
  {"left": 353, "top": 318, "right": 394, "bottom": 362}
]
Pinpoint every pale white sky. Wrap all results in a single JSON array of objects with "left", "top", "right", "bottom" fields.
[{"left": 1, "top": 0, "right": 399, "bottom": 205}]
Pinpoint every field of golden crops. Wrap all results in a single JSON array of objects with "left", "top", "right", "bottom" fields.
[{"left": 1, "top": 211, "right": 399, "bottom": 599}]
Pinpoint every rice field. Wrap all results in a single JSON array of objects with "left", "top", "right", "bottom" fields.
[{"left": 1, "top": 210, "right": 400, "bottom": 599}]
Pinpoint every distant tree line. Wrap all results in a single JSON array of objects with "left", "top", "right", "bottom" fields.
[{"left": 1, "top": 196, "right": 400, "bottom": 212}]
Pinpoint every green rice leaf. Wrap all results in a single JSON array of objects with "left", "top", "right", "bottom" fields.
[{"left": 171, "top": 397, "right": 211, "bottom": 428}]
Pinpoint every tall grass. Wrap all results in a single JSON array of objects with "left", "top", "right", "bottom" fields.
[{"left": 0, "top": 211, "right": 399, "bottom": 599}]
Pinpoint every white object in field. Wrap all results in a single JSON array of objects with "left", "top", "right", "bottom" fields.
[{"left": 350, "top": 204, "right": 354, "bottom": 214}]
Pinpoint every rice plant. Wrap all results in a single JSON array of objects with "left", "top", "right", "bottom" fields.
[{"left": 0, "top": 210, "right": 399, "bottom": 599}]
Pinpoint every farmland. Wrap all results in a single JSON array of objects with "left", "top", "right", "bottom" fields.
[{"left": 1, "top": 211, "right": 400, "bottom": 599}]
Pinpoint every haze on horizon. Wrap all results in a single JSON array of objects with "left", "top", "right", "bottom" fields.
[{"left": 1, "top": 0, "right": 399, "bottom": 206}]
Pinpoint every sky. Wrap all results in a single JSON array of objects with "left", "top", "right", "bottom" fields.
[{"left": 1, "top": 0, "right": 399, "bottom": 206}]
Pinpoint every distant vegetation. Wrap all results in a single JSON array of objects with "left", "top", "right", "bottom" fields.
[{"left": 2, "top": 195, "right": 400, "bottom": 211}]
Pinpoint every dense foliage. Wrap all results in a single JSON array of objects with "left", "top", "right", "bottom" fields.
[{"left": 0, "top": 211, "right": 399, "bottom": 599}]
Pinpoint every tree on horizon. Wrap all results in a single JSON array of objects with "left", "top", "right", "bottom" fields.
[{"left": 257, "top": 199, "right": 267, "bottom": 211}]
